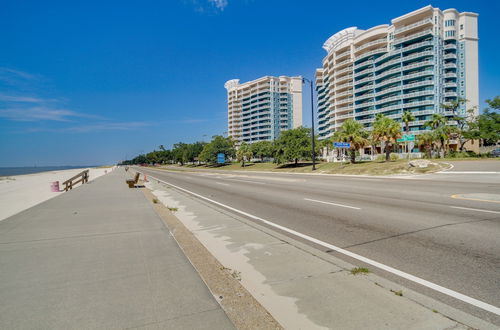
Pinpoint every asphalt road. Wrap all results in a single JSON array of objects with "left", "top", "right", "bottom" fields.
[{"left": 136, "top": 165, "right": 500, "bottom": 324}]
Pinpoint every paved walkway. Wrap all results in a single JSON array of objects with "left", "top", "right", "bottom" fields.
[{"left": 0, "top": 169, "right": 234, "bottom": 329}]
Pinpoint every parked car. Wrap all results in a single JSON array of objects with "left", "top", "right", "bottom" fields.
[{"left": 491, "top": 148, "right": 500, "bottom": 157}]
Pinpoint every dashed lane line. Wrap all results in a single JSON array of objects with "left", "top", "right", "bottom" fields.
[{"left": 304, "top": 198, "right": 361, "bottom": 210}]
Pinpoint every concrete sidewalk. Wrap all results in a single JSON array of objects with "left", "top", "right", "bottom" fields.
[{"left": 0, "top": 169, "right": 234, "bottom": 329}]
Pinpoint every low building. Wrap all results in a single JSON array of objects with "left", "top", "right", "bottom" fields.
[{"left": 225, "top": 76, "right": 303, "bottom": 144}]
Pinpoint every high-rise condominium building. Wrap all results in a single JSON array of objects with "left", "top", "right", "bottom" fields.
[
  {"left": 315, "top": 5, "right": 478, "bottom": 139},
  {"left": 225, "top": 76, "right": 303, "bottom": 144}
]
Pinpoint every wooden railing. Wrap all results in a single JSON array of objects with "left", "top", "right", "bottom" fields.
[{"left": 62, "top": 169, "right": 89, "bottom": 191}]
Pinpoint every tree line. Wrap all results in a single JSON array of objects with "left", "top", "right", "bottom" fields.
[
  {"left": 120, "top": 97, "right": 499, "bottom": 166},
  {"left": 330, "top": 97, "right": 499, "bottom": 162}
]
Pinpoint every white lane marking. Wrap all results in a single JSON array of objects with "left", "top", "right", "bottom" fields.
[
  {"left": 450, "top": 206, "right": 500, "bottom": 215},
  {"left": 304, "top": 198, "right": 361, "bottom": 210},
  {"left": 142, "top": 172, "right": 500, "bottom": 316},
  {"left": 215, "top": 182, "right": 230, "bottom": 186},
  {"left": 227, "top": 178, "right": 267, "bottom": 185},
  {"left": 440, "top": 171, "right": 500, "bottom": 174}
]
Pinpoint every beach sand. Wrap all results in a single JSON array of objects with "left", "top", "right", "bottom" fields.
[{"left": 0, "top": 167, "right": 115, "bottom": 221}]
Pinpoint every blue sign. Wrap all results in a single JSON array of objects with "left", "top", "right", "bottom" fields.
[
  {"left": 334, "top": 142, "right": 351, "bottom": 148},
  {"left": 217, "top": 153, "right": 225, "bottom": 164}
]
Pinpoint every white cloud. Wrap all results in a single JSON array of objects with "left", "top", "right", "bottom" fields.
[
  {"left": 24, "top": 121, "right": 151, "bottom": 133},
  {"left": 0, "top": 107, "right": 91, "bottom": 122},
  {"left": 208, "top": 0, "right": 228, "bottom": 10}
]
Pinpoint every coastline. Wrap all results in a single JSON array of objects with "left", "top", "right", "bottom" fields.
[{"left": 0, "top": 166, "right": 115, "bottom": 222}]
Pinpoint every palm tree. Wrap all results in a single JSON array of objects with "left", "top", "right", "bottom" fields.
[
  {"left": 425, "top": 114, "right": 450, "bottom": 157},
  {"left": 372, "top": 115, "right": 402, "bottom": 161},
  {"left": 401, "top": 111, "right": 416, "bottom": 135},
  {"left": 425, "top": 113, "right": 447, "bottom": 130},
  {"left": 416, "top": 132, "right": 434, "bottom": 158},
  {"left": 333, "top": 119, "right": 369, "bottom": 164},
  {"left": 236, "top": 142, "right": 252, "bottom": 167}
]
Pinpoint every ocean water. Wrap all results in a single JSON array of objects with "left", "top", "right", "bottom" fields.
[{"left": 0, "top": 166, "right": 99, "bottom": 177}]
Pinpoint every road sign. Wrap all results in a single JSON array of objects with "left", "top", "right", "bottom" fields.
[
  {"left": 397, "top": 134, "right": 415, "bottom": 142},
  {"left": 334, "top": 142, "right": 351, "bottom": 148},
  {"left": 217, "top": 153, "right": 225, "bottom": 164}
]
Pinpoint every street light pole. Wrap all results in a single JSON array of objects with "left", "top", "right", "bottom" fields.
[{"left": 303, "top": 78, "right": 316, "bottom": 171}]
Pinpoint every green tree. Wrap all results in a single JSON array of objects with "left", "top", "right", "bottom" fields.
[
  {"left": 199, "top": 135, "right": 235, "bottom": 165},
  {"left": 424, "top": 114, "right": 449, "bottom": 157},
  {"left": 236, "top": 142, "right": 253, "bottom": 167},
  {"left": 172, "top": 142, "right": 188, "bottom": 165},
  {"left": 273, "top": 127, "right": 314, "bottom": 165},
  {"left": 250, "top": 141, "right": 274, "bottom": 161},
  {"left": 416, "top": 132, "right": 435, "bottom": 158},
  {"left": 372, "top": 115, "right": 402, "bottom": 161},
  {"left": 182, "top": 142, "right": 206, "bottom": 164},
  {"left": 401, "top": 111, "right": 416, "bottom": 135},
  {"left": 333, "top": 119, "right": 369, "bottom": 163}
]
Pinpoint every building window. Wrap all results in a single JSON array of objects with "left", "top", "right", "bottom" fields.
[
  {"left": 460, "top": 24, "right": 464, "bottom": 30},
  {"left": 445, "top": 20, "right": 456, "bottom": 27}
]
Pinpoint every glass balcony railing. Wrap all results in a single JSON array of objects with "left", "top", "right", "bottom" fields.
[{"left": 394, "top": 18, "right": 433, "bottom": 35}]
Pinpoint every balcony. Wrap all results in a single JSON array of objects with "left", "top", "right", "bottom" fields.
[
  {"left": 444, "top": 63, "right": 457, "bottom": 69},
  {"left": 401, "top": 40, "right": 434, "bottom": 53},
  {"left": 375, "top": 57, "right": 401, "bottom": 72},
  {"left": 444, "top": 43, "right": 457, "bottom": 49},
  {"left": 376, "top": 95, "right": 401, "bottom": 105},
  {"left": 444, "top": 53, "right": 457, "bottom": 60},
  {"left": 402, "top": 50, "right": 434, "bottom": 62},
  {"left": 403, "top": 90, "right": 434, "bottom": 99},
  {"left": 356, "top": 92, "right": 375, "bottom": 101},
  {"left": 335, "top": 66, "right": 354, "bottom": 76},
  {"left": 356, "top": 83, "right": 375, "bottom": 93},
  {"left": 355, "top": 75, "right": 375, "bottom": 85},
  {"left": 335, "top": 58, "right": 352, "bottom": 68},
  {"left": 444, "top": 72, "right": 457, "bottom": 78},
  {"left": 336, "top": 90, "right": 354, "bottom": 98},
  {"left": 355, "top": 47, "right": 387, "bottom": 61},
  {"left": 354, "top": 59, "right": 374, "bottom": 69},
  {"left": 444, "top": 82, "right": 457, "bottom": 88},
  {"left": 375, "top": 85, "right": 401, "bottom": 98},
  {"left": 336, "top": 112, "right": 354, "bottom": 120},
  {"left": 394, "top": 18, "right": 433, "bottom": 35},
  {"left": 402, "top": 80, "right": 434, "bottom": 90},
  {"left": 402, "top": 99, "right": 434, "bottom": 109},
  {"left": 411, "top": 109, "right": 434, "bottom": 116},
  {"left": 336, "top": 105, "right": 354, "bottom": 113},
  {"left": 336, "top": 82, "right": 354, "bottom": 90},
  {"left": 401, "top": 60, "right": 434, "bottom": 72},
  {"left": 394, "top": 29, "right": 433, "bottom": 45},
  {"left": 403, "top": 70, "right": 434, "bottom": 80},
  {"left": 444, "top": 92, "right": 458, "bottom": 97},
  {"left": 376, "top": 67, "right": 401, "bottom": 80},
  {"left": 337, "top": 74, "right": 353, "bottom": 83},
  {"left": 336, "top": 50, "right": 351, "bottom": 59},
  {"left": 354, "top": 67, "right": 375, "bottom": 78},
  {"left": 355, "top": 38, "right": 387, "bottom": 52}
]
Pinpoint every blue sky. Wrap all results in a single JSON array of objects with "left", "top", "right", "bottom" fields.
[{"left": 1, "top": 0, "right": 498, "bottom": 166}]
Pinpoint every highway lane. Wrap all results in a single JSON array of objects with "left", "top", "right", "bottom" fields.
[{"left": 137, "top": 167, "right": 500, "bottom": 323}]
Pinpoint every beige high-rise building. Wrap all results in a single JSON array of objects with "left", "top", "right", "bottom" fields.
[
  {"left": 315, "top": 5, "right": 479, "bottom": 140},
  {"left": 225, "top": 76, "right": 303, "bottom": 144}
]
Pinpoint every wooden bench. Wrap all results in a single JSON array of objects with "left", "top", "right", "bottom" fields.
[
  {"left": 126, "top": 172, "right": 140, "bottom": 188},
  {"left": 63, "top": 169, "right": 89, "bottom": 191}
]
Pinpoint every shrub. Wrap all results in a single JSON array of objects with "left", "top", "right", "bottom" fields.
[
  {"left": 390, "top": 153, "right": 399, "bottom": 161},
  {"left": 375, "top": 154, "right": 385, "bottom": 162}
]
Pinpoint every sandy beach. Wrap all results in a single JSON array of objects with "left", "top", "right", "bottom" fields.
[{"left": 0, "top": 167, "right": 115, "bottom": 221}]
